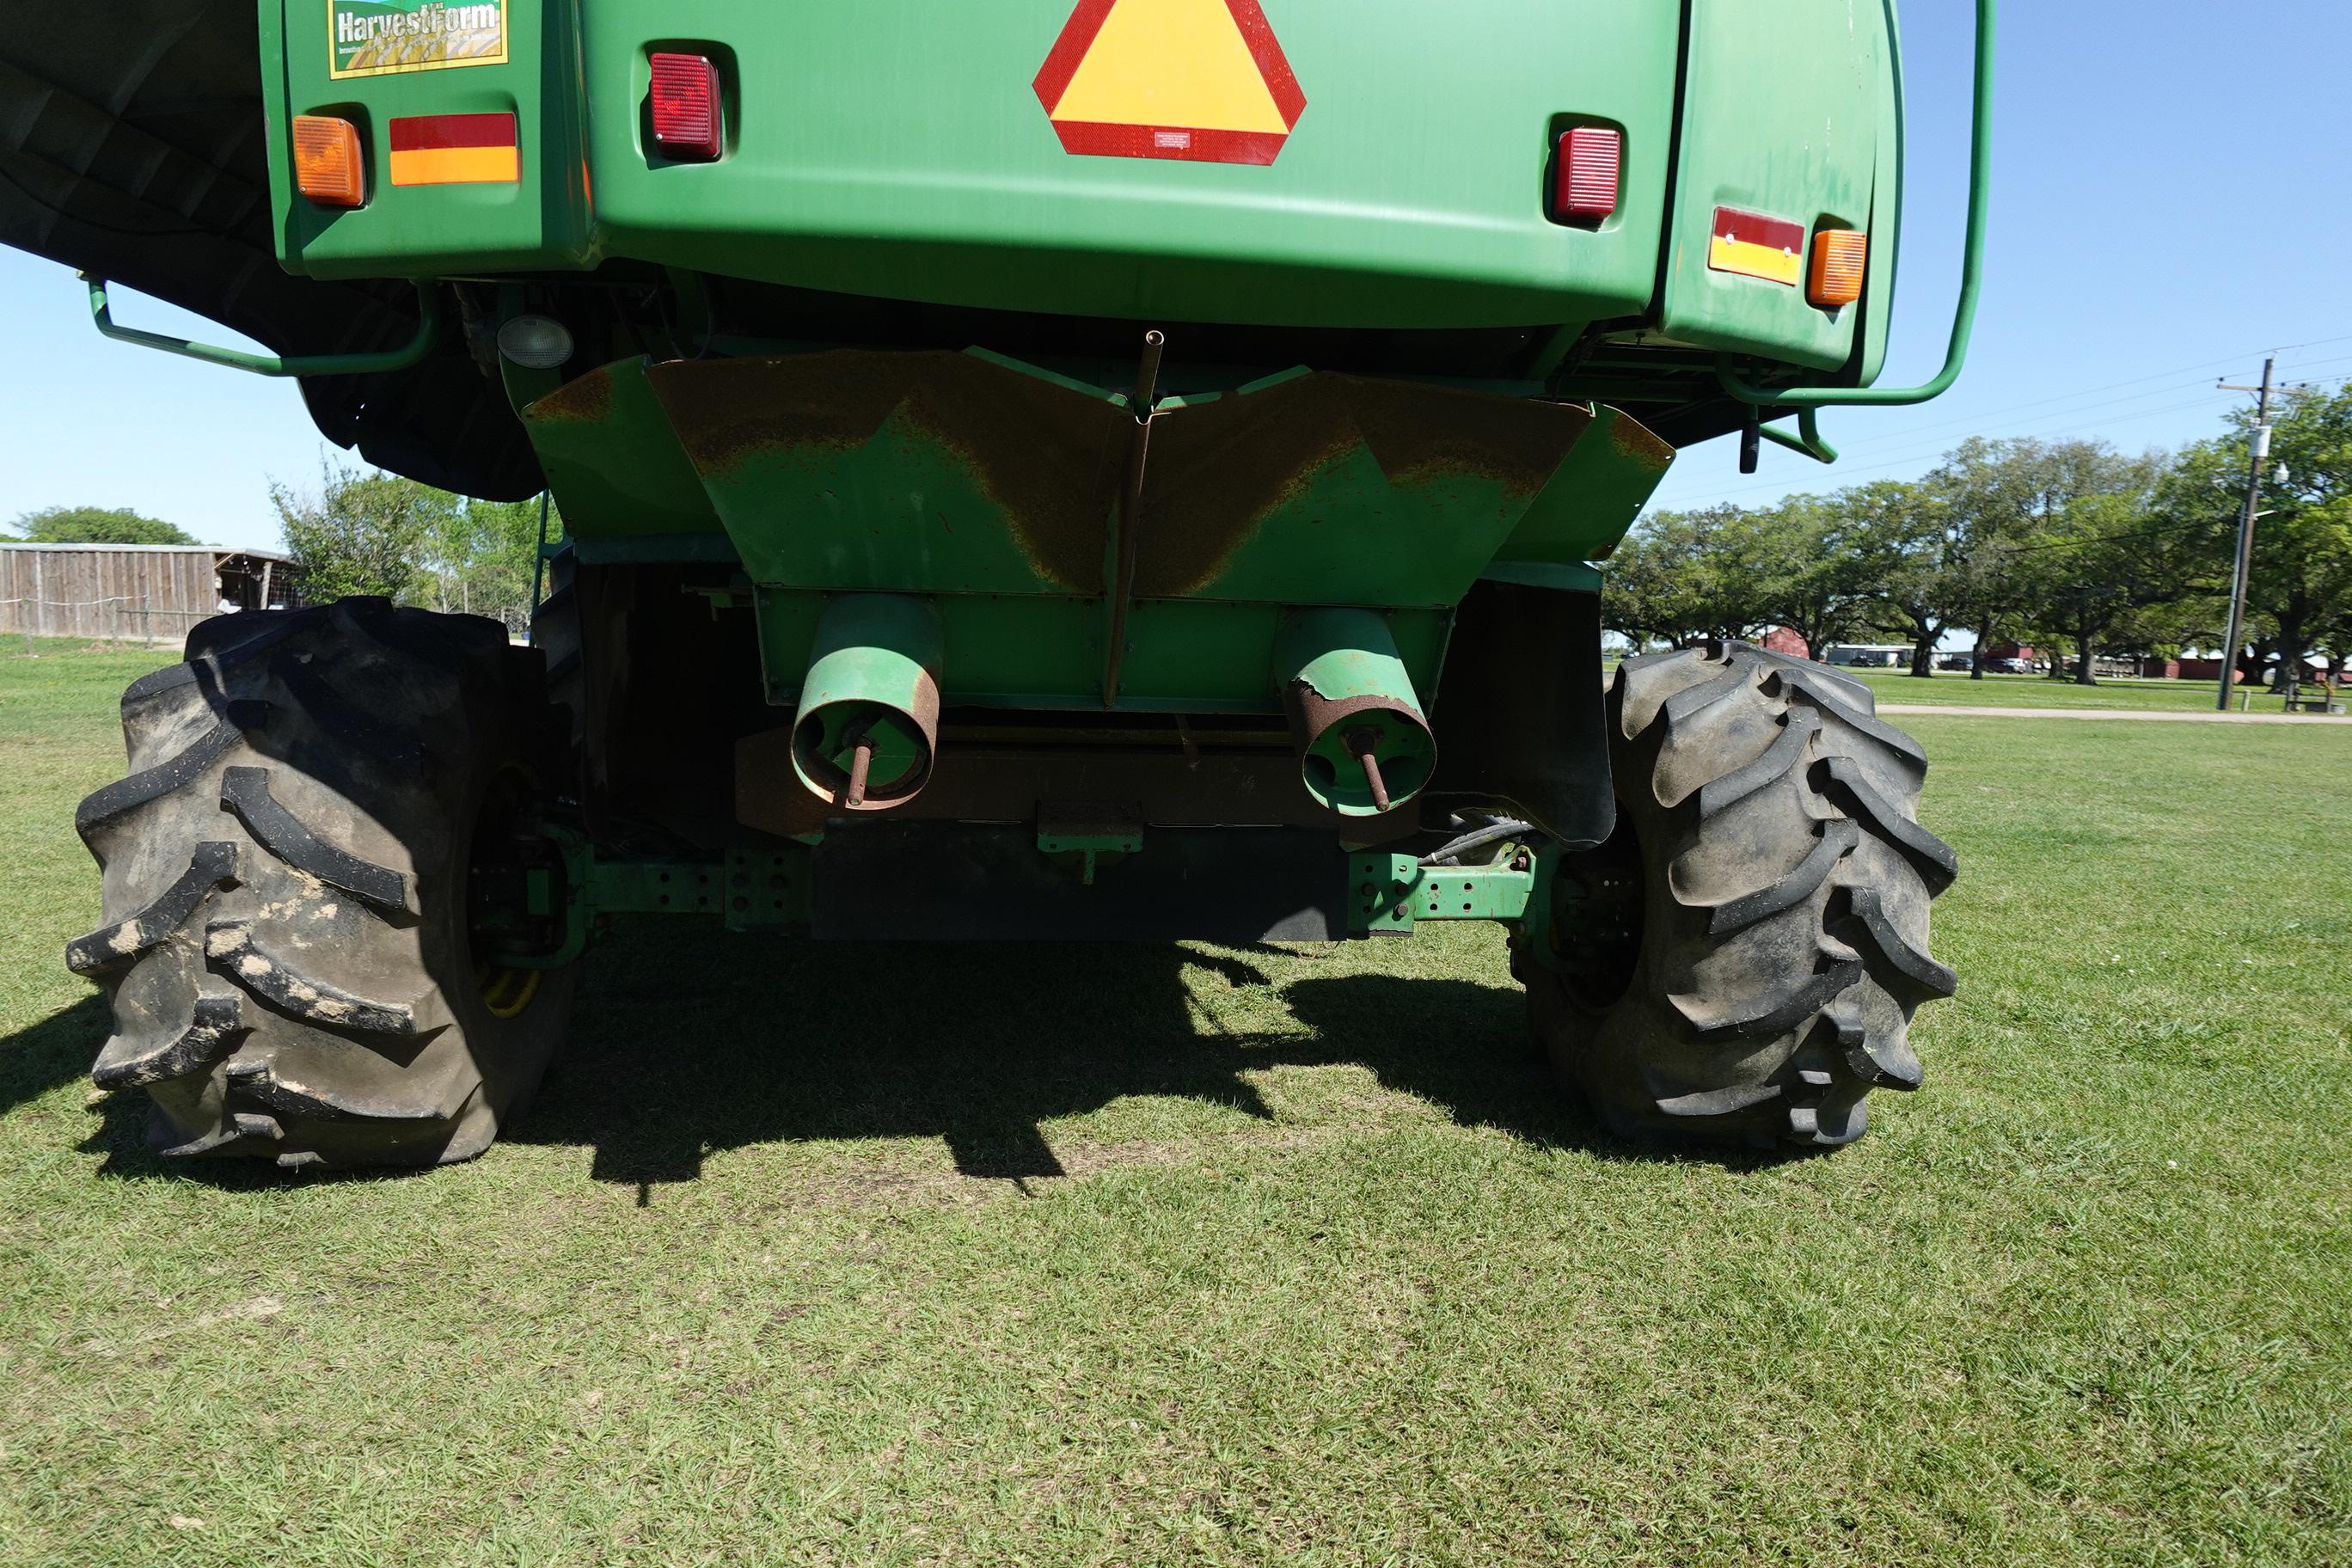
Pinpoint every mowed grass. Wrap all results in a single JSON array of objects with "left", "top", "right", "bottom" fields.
[
  {"left": 1853, "top": 668, "right": 2323, "bottom": 714},
  {"left": 1, "top": 642, "right": 2348, "bottom": 1567}
]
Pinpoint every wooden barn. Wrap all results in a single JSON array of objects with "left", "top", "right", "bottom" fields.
[{"left": 0, "top": 543, "right": 299, "bottom": 645}]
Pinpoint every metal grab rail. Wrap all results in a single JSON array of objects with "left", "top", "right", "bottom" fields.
[
  {"left": 83, "top": 274, "right": 441, "bottom": 379},
  {"left": 1717, "top": 0, "right": 1995, "bottom": 409}
]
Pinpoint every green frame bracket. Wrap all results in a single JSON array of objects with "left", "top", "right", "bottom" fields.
[
  {"left": 592, "top": 858, "right": 726, "bottom": 917},
  {"left": 723, "top": 841, "right": 811, "bottom": 931},
  {"left": 1350, "top": 854, "right": 1534, "bottom": 936},
  {"left": 83, "top": 274, "right": 442, "bottom": 379},
  {"left": 494, "top": 843, "right": 792, "bottom": 967},
  {"left": 1757, "top": 407, "right": 1840, "bottom": 464},
  {"left": 1715, "top": 0, "right": 1994, "bottom": 409},
  {"left": 1038, "top": 815, "right": 1143, "bottom": 888}
]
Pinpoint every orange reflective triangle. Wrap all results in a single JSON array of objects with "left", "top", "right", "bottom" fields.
[{"left": 1034, "top": 0, "right": 1307, "bottom": 166}]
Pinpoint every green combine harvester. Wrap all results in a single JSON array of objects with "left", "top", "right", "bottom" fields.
[{"left": 9, "top": 0, "right": 1989, "bottom": 1167}]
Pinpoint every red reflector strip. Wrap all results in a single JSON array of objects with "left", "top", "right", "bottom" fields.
[
  {"left": 387, "top": 113, "right": 519, "bottom": 186},
  {"left": 1708, "top": 206, "right": 1805, "bottom": 285},
  {"left": 1555, "top": 127, "right": 1621, "bottom": 221}
]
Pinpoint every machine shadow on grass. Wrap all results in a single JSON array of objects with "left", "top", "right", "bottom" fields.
[
  {"left": 8, "top": 922, "right": 1764, "bottom": 1188},
  {"left": 505, "top": 917, "right": 1621, "bottom": 1192}
]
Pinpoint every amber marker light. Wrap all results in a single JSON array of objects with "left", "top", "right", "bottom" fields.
[
  {"left": 1809, "top": 229, "right": 1868, "bottom": 309},
  {"left": 292, "top": 115, "right": 366, "bottom": 208}
]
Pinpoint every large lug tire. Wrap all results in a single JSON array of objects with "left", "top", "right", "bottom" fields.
[
  {"left": 1516, "top": 641, "right": 1958, "bottom": 1149},
  {"left": 68, "top": 598, "right": 579, "bottom": 1169}
]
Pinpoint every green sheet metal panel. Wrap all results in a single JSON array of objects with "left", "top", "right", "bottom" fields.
[
  {"left": 630, "top": 349, "right": 1642, "bottom": 608},
  {"left": 1658, "top": 0, "right": 1891, "bottom": 373},
  {"left": 521, "top": 359, "right": 726, "bottom": 543},
  {"left": 267, "top": 1, "right": 1683, "bottom": 328},
  {"left": 263, "top": 0, "right": 594, "bottom": 278},
  {"left": 580, "top": 2, "right": 1677, "bottom": 327}
]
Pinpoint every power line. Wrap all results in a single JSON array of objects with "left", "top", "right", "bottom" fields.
[
  {"left": 1668, "top": 389, "right": 2241, "bottom": 506},
  {"left": 1660, "top": 343, "right": 2352, "bottom": 508},
  {"left": 1779, "top": 336, "right": 2352, "bottom": 458},
  {"left": 1765, "top": 352, "right": 2349, "bottom": 472},
  {"left": 1805, "top": 354, "right": 2288, "bottom": 451}
]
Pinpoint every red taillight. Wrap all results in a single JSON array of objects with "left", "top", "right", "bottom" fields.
[
  {"left": 649, "top": 52, "right": 721, "bottom": 161},
  {"left": 1554, "top": 127, "right": 1620, "bottom": 222}
]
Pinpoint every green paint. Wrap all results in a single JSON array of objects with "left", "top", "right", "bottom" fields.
[
  {"left": 1658, "top": 0, "right": 1893, "bottom": 374},
  {"left": 263, "top": 0, "right": 591, "bottom": 279},
  {"left": 1273, "top": 609, "right": 1436, "bottom": 818},
  {"left": 1350, "top": 854, "right": 1534, "bottom": 935},
  {"left": 587, "top": 858, "right": 726, "bottom": 917},
  {"left": 788, "top": 596, "right": 944, "bottom": 804},
  {"left": 1716, "top": 0, "right": 1996, "bottom": 408},
  {"left": 1492, "top": 406, "right": 1673, "bottom": 567},
  {"left": 85, "top": 276, "right": 440, "bottom": 378},
  {"left": 521, "top": 359, "right": 723, "bottom": 546},
  {"left": 262, "top": 3, "right": 1902, "bottom": 361}
]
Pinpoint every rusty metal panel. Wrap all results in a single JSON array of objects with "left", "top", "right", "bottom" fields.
[{"left": 634, "top": 350, "right": 1663, "bottom": 609}]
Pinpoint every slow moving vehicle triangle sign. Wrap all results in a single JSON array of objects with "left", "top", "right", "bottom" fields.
[{"left": 1033, "top": 0, "right": 1307, "bottom": 166}]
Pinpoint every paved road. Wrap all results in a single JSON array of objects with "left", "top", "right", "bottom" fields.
[{"left": 1879, "top": 705, "right": 2350, "bottom": 726}]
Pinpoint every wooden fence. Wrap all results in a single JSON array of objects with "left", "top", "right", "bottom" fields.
[{"left": 0, "top": 547, "right": 230, "bottom": 644}]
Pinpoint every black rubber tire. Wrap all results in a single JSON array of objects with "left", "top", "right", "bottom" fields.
[
  {"left": 68, "top": 597, "right": 578, "bottom": 1169},
  {"left": 1516, "top": 641, "right": 1958, "bottom": 1148}
]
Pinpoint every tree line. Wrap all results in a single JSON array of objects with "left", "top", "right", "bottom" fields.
[
  {"left": 8, "top": 463, "right": 560, "bottom": 639},
  {"left": 268, "top": 460, "right": 559, "bottom": 636},
  {"left": 1607, "top": 380, "right": 2352, "bottom": 686}
]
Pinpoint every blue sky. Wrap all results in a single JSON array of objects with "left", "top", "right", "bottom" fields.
[{"left": 3, "top": 0, "right": 2349, "bottom": 552}]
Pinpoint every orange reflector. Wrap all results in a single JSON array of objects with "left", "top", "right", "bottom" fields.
[
  {"left": 1810, "top": 230, "right": 1868, "bottom": 309},
  {"left": 292, "top": 116, "right": 365, "bottom": 208}
]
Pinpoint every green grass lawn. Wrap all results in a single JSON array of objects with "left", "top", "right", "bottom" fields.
[
  {"left": 1603, "top": 653, "right": 2318, "bottom": 714},
  {"left": 1851, "top": 668, "right": 2324, "bottom": 714},
  {"left": 2, "top": 642, "right": 2348, "bottom": 1566}
]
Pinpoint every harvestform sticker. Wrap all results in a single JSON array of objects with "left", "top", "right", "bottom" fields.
[
  {"left": 1033, "top": 0, "right": 1307, "bottom": 166},
  {"left": 328, "top": 0, "right": 507, "bottom": 79}
]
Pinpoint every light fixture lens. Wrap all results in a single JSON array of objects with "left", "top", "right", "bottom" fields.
[
  {"left": 1808, "top": 230, "right": 1869, "bottom": 309},
  {"left": 650, "top": 52, "right": 723, "bottom": 161},
  {"left": 1555, "top": 126, "right": 1621, "bottom": 222},
  {"left": 496, "top": 315, "right": 574, "bottom": 370}
]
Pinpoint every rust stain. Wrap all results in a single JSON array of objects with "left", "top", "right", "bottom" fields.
[
  {"left": 524, "top": 363, "right": 616, "bottom": 425},
  {"left": 652, "top": 354, "right": 907, "bottom": 473},
  {"left": 648, "top": 352, "right": 1123, "bottom": 593},
  {"left": 885, "top": 360, "right": 1123, "bottom": 593},
  {"left": 1608, "top": 408, "right": 1677, "bottom": 472},
  {"left": 1135, "top": 375, "right": 1590, "bottom": 598},
  {"left": 637, "top": 357, "right": 1613, "bottom": 603}
]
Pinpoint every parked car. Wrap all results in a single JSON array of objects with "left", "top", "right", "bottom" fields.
[{"left": 1986, "top": 657, "right": 2032, "bottom": 675}]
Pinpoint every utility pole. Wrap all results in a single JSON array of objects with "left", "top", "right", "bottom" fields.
[{"left": 2214, "top": 359, "right": 2277, "bottom": 712}]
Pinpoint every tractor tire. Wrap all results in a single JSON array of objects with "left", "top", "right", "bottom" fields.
[
  {"left": 68, "top": 597, "right": 578, "bottom": 1169},
  {"left": 1516, "top": 641, "right": 1957, "bottom": 1148}
]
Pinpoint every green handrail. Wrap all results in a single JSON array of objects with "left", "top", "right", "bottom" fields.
[
  {"left": 83, "top": 274, "right": 441, "bottom": 378},
  {"left": 1716, "top": 0, "right": 1994, "bottom": 408},
  {"left": 1758, "top": 407, "right": 1840, "bottom": 464}
]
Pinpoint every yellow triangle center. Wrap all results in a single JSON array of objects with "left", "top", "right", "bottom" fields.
[{"left": 1050, "top": 0, "right": 1289, "bottom": 134}]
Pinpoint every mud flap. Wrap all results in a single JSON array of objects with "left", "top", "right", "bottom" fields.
[{"left": 1426, "top": 574, "right": 1617, "bottom": 849}]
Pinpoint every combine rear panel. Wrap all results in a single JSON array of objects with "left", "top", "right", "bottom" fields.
[{"left": 19, "top": 0, "right": 1981, "bottom": 1164}]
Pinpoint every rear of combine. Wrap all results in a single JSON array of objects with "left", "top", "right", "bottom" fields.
[{"left": 20, "top": 0, "right": 1988, "bottom": 1167}]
